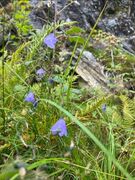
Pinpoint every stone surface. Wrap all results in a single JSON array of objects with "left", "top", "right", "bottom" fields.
[
  {"left": 0, "top": 0, "right": 11, "bottom": 6},
  {"left": 30, "top": 0, "right": 135, "bottom": 53},
  {"left": 30, "top": 0, "right": 135, "bottom": 34},
  {"left": 75, "top": 48, "right": 110, "bottom": 92}
]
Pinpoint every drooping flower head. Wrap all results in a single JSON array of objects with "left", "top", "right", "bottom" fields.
[
  {"left": 44, "top": 33, "right": 58, "bottom": 49},
  {"left": 48, "top": 78, "right": 54, "bottom": 84},
  {"left": 36, "top": 68, "right": 46, "bottom": 77},
  {"left": 101, "top": 104, "right": 106, "bottom": 112},
  {"left": 24, "top": 92, "right": 35, "bottom": 103},
  {"left": 51, "top": 118, "right": 67, "bottom": 137},
  {"left": 33, "top": 100, "right": 39, "bottom": 108}
]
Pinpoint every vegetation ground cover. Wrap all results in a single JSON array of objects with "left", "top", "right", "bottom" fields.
[{"left": 0, "top": 1, "right": 135, "bottom": 179}]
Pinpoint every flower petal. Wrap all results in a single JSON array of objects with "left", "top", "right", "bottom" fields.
[
  {"left": 51, "top": 118, "right": 67, "bottom": 137},
  {"left": 36, "top": 68, "right": 46, "bottom": 77},
  {"left": 101, "top": 104, "right": 106, "bottom": 112},
  {"left": 25, "top": 92, "right": 35, "bottom": 103},
  {"left": 44, "top": 33, "right": 58, "bottom": 49}
]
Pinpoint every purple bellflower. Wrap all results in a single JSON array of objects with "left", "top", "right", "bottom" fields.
[
  {"left": 44, "top": 33, "right": 58, "bottom": 49},
  {"left": 24, "top": 92, "right": 35, "bottom": 103},
  {"left": 51, "top": 118, "right": 67, "bottom": 137},
  {"left": 102, "top": 104, "right": 107, "bottom": 112},
  {"left": 33, "top": 100, "right": 39, "bottom": 108},
  {"left": 48, "top": 78, "right": 54, "bottom": 84},
  {"left": 36, "top": 68, "right": 46, "bottom": 77}
]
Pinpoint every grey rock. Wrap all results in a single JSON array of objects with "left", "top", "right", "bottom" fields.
[
  {"left": 0, "top": 0, "right": 11, "bottom": 6},
  {"left": 29, "top": 0, "right": 135, "bottom": 53},
  {"left": 30, "top": 0, "right": 134, "bottom": 33}
]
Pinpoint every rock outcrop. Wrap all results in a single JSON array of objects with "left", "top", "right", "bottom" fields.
[{"left": 30, "top": 0, "right": 135, "bottom": 54}]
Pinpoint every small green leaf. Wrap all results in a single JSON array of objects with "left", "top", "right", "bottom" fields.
[
  {"left": 69, "top": 36, "right": 85, "bottom": 44},
  {"left": 66, "top": 26, "right": 85, "bottom": 35},
  {"left": 14, "top": 85, "right": 26, "bottom": 92}
]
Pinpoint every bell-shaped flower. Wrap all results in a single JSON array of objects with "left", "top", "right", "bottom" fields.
[
  {"left": 44, "top": 33, "right": 58, "bottom": 49},
  {"left": 24, "top": 92, "right": 35, "bottom": 103},
  {"left": 101, "top": 104, "right": 106, "bottom": 112},
  {"left": 51, "top": 118, "right": 67, "bottom": 137},
  {"left": 36, "top": 68, "right": 46, "bottom": 77}
]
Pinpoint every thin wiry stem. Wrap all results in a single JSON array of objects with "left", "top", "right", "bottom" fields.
[
  {"left": 54, "top": 0, "right": 57, "bottom": 36},
  {"left": 50, "top": 0, "right": 57, "bottom": 75},
  {"left": 53, "top": 0, "right": 57, "bottom": 57},
  {"left": 0, "top": 3, "right": 6, "bottom": 131}
]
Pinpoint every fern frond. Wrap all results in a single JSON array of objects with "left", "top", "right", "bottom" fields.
[
  {"left": 77, "top": 95, "right": 112, "bottom": 117},
  {"left": 112, "top": 111, "right": 122, "bottom": 125},
  {"left": 119, "top": 95, "right": 135, "bottom": 127},
  {"left": 11, "top": 42, "right": 30, "bottom": 65}
]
